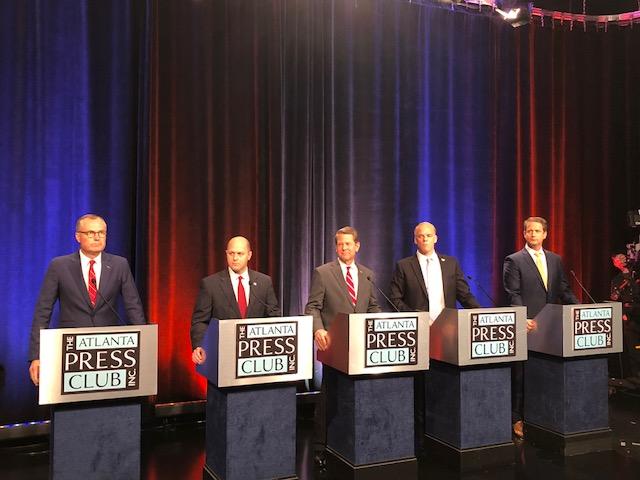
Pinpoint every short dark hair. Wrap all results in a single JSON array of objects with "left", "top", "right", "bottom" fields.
[
  {"left": 523, "top": 216, "right": 547, "bottom": 232},
  {"left": 335, "top": 226, "right": 359, "bottom": 243},
  {"left": 76, "top": 214, "right": 106, "bottom": 231}
]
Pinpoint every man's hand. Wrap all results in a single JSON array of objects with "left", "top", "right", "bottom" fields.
[
  {"left": 526, "top": 319, "right": 537, "bottom": 333},
  {"left": 192, "top": 347, "right": 207, "bottom": 365},
  {"left": 29, "top": 359, "right": 40, "bottom": 386},
  {"left": 314, "top": 329, "right": 330, "bottom": 351}
]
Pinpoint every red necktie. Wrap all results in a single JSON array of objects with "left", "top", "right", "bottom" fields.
[
  {"left": 237, "top": 276, "right": 247, "bottom": 318},
  {"left": 346, "top": 266, "right": 357, "bottom": 306},
  {"left": 88, "top": 260, "right": 97, "bottom": 307}
]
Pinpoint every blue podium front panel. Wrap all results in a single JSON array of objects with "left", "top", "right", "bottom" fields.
[
  {"left": 206, "top": 383, "right": 296, "bottom": 480},
  {"left": 424, "top": 361, "right": 511, "bottom": 449},
  {"left": 325, "top": 367, "right": 414, "bottom": 466},
  {"left": 524, "top": 353, "right": 608, "bottom": 434},
  {"left": 51, "top": 402, "right": 140, "bottom": 480}
]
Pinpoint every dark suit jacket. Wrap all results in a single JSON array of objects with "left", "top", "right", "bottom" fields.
[
  {"left": 389, "top": 253, "right": 480, "bottom": 313},
  {"left": 190, "top": 269, "right": 281, "bottom": 348},
  {"left": 503, "top": 248, "right": 578, "bottom": 318},
  {"left": 29, "top": 252, "right": 146, "bottom": 359},
  {"left": 304, "top": 260, "right": 381, "bottom": 332}
]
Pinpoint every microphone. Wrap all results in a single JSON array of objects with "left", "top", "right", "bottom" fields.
[
  {"left": 91, "top": 278, "right": 124, "bottom": 324},
  {"left": 248, "top": 280, "right": 271, "bottom": 313},
  {"left": 365, "top": 275, "right": 400, "bottom": 312},
  {"left": 570, "top": 270, "right": 596, "bottom": 303},
  {"left": 466, "top": 275, "right": 498, "bottom": 307}
]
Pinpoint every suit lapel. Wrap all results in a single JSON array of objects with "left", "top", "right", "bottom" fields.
[
  {"left": 246, "top": 270, "right": 262, "bottom": 317},
  {"left": 543, "top": 250, "right": 553, "bottom": 294},
  {"left": 331, "top": 261, "right": 356, "bottom": 312},
  {"left": 355, "top": 268, "right": 370, "bottom": 312},
  {"left": 520, "top": 249, "right": 547, "bottom": 292},
  {"left": 220, "top": 272, "right": 242, "bottom": 318},
  {"left": 70, "top": 252, "right": 93, "bottom": 310},
  {"left": 438, "top": 255, "right": 450, "bottom": 305},
  {"left": 409, "top": 255, "right": 428, "bottom": 298},
  {"left": 96, "top": 253, "right": 113, "bottom": 309}
]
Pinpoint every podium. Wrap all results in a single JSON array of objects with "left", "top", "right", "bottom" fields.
[
  {"left": 197, "top": 316, "right": 313, "bottom": 480},
  {"left": 524, "top": 302, "right": 623, "bottom": 455},
  {"left": 425, "top": 307, "right": 527, "bottom": 469},
  {"left": 39, "top": 324, "right": 158, "bottom": 480},
  {"left": 317, "top": 311, "right": 429, "bottom": 477}
]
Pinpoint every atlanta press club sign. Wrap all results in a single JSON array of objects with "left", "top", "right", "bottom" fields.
[
  {"left": 236, "top": 321, "right": 298, "bottom": 378},
  {"left": 61, "top": 331, "right": 140, "bottom": 394},
  {"left": 470, "top": 311, "right": 517, "bottom": 359},
  {"left": 573, "top": 306, "right": 613, "bottom": 350},
  {"left": 364, "top": 316, "right": 418, "bottom": 367}
]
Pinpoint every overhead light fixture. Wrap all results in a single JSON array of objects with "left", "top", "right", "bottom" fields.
[{"left": 495, "top": 0, "right": 532, "bottom": 27}]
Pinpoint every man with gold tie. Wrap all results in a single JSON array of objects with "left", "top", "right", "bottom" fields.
[{"left": 503, "top": 216, "right": 578, "bottom": 439}]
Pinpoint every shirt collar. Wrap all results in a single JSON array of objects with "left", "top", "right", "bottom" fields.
[
  {"left": 228, "top": 267, "right": 249, "bottom": 280},
  {"left": 525, "top": 244, "right": 545, "bottom": 257},
  {"left": 417, "top": 250, "right": 438, "bottom": 262},
  {"left": 338, "top": 259, "right": 357, "bottom": 270},
  {"left": 79, "top": 250, "right": 102, "bottom": 265}
]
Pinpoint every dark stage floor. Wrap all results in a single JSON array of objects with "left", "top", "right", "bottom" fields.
[{"left": 2, "top": 388, "right": 639, "bottom": 480}]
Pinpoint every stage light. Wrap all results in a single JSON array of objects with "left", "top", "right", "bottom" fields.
[{"left": 495, "top": 0, "right": 532, "bottom": 27}]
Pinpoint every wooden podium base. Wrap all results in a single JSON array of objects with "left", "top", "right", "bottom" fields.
[
  {"left": 51, "top": 401, "right": 140, "bottom": 480},
  {"left": 423, "top": 434, "right": 513, "bottom": 471},
  {"left": 325, "top": 447, "right": 417, "bottom": 480},
  {"left": 204, "top": 383, "right": 297, "bottom": 480},
  {"left": 524, "top": 423, "right": 612, "bottom": 456}
]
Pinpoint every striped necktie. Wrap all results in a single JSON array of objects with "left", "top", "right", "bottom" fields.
[
  {"left": 88, "top": 260, "right": 97, "bottom": 307},
  {"left": 346, "top": 266, "right": 357, "bottom": 306}
]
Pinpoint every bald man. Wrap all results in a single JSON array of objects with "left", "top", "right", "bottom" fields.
[
  {"left": 190, "top": 236, "right": 281, "bottom": 364},
  {"left": 389, "top": 222, "right": 480, "bottom": 450},
  {"left": 389, "top": 222, "right": 480, "bottom": 320}
]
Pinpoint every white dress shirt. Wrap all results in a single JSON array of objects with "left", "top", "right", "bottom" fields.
[
  {"left": 79, "top": 250, "right": 102, "bottom": 290},
  {"left": 417, "top": 251, "right": 445, "bottom": 325}
]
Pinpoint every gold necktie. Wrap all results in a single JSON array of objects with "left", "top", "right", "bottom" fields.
[{"left": 535, "top": 252, "right": 547, "bottom": 290}]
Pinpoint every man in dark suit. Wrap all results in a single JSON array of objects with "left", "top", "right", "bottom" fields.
[
  {"left": 389, "top": 221, "right": 480, "bottom": 318},
  {"left": 190, "top": 236, "right": 281, "bottom": 365},
  {"left": 29, "top": 214, "right": 146, "bottom": 386},
  {"left": 389, "top": 221, "right": 479, "bottom": 450},
  {"left": 304, "top": 226, "right": 381, "bottom": 466},
  {"left": 503, "top": 216, "right": 578, "bottom": 438}
]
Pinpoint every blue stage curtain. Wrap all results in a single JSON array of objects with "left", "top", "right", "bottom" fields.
[
  {"left": 0, "top": 0, "right": 148, "bottom": 423},
  {"left": 146, "top": 0, "right": 521, "bottom": 400}
]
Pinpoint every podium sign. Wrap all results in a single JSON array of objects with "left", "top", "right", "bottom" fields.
[
  {"left": 430, "top": 307, "right": 528, "bottom": 366},
  {"left": 39, "top": 324, "right": 158, "bottom": 405},
  {"left": 528, "top": 302, "right": 623, "bottom": 357},
  {"left": 197, "top": 315, "right": 313, "bottom": 387},
  {"left": 317, "top": 311, "right": 429, "bottom": 375}
]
